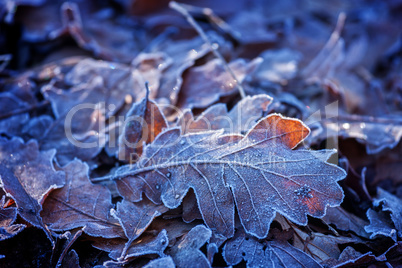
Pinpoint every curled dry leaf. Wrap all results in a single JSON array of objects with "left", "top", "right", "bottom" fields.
[
  {"left": 177, "top": 57, "right": 262, "bottom": 109},
  {"left": 118, "top": 91, "right": 168, "bottom": 161},
  {"left": 363, "top": 188, "right": 402, "bottom": 241},
  {"left": 373, "top": 188, "right": 402, "bottom": 238},
  {"left": 364, "top": 208, "right": 397, "bottom": 241},
  {"left": 153, "top": 36, "right": 211, "bottom": 104},
  {"left": 42, "top": 159, "right": 124, "bottom": 238},
  {"left": 326, "top": 246, "right": 375, "bottom": 267},
  {"left": 0, "top": 137, "right": 65, "bottom": 244},
  {"left": 333, "top": 242, "right": 402, "bottom": 268},
  {"left": 107, "top": 113, "right": 345, "bottom": 239},
  {"left": 49, "top": 2, "right": 114, "bottom": 61},
  {"left": 0, "top": 206, "right": 25, "bottom": 241}
]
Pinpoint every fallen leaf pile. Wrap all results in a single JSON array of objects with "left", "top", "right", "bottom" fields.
[{"left": 0, "top": 0, "right": 402, "bottom": 267}]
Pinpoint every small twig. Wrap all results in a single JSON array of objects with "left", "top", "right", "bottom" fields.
[
  {"left": 177, "top": 3, "right": 241, "bottom": 41},
  {"left": 0, "top": 100, "right": 50, "bottom": 120},
  {"left": 169, "top": 1, "right": 247, "bottom": 99},
  {"left": 56, "top": 226, "right": 86, "bottom": 267},
  {"left": 302, "top": 12, "right": 346, "bottom": 77}
]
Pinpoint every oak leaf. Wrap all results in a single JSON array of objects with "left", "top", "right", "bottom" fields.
[
  {"left": 42, "top": 159, "right": 124, "bottom": 238},
  {"left": 107, "top": 114, "right": 346, "bottom": 239}
]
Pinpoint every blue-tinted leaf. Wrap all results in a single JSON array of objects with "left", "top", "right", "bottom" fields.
[
  {"left": 167, "top": 225, "right": 212, "bottom": 268},
  {"left": 41, "top": 81, "right": 107, "bottom": 165},
  {"left": 0, "top": 92, "right": 30, "bottom": 137},
  {"left": 373, "top": 188, "right": 402, "bottom": 238},
  {"left": 223, "top": 229, "right": 322, "bottom": 268},
  {"left": 364, "top": 208, "right": 397, "bottom": 241},
  {"left": 111, "top": 199, "right": 168, "bottom": 260},
  {"left": 143, "top": 256, "right": 175, "bottom": 268},
  {"left": 0, "top": 137, "right": 65, "bottom": 244}
]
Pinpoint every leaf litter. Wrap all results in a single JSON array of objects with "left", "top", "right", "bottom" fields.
[{"left": 1, "top": 0, "right": 402, "bottom": 267}]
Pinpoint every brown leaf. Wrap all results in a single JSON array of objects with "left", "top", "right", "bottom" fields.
[
  {"left": 42, "top": 159, "right": 124, "bottom": 238},
  {"left": 0, "top": 137, "right": 65, "bottom": 244},
  {"left": 118, "top": 91, "right": 168, "bottom": 161},
  {"left": 153, "top": 36, "right": 211, "bottom": 104},
  {"left": 107, "top": 114, "right": 345, "bottom": 239},
  {"left": 177, "top": 57, "right": 262, "bottom": 109}
]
